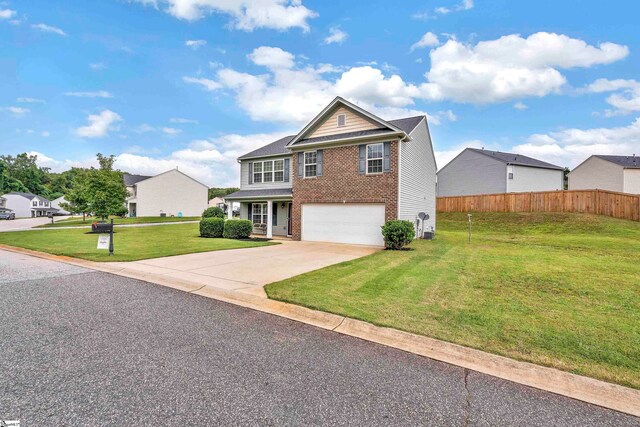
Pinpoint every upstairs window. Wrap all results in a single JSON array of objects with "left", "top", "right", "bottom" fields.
[
  {"left": 304, "top": 151, "right": 317, "bottom": 177},
  {"left": 274, "top": 160, "right": 284, "bottom": 182},
  {"left": 253, "top": 162, "right": 263, "bottom": 183},
  {"left": 252, "top": 159, "right": 285, "bottom": 184},
  {"left": 263, "top": 161, "right": 273, "bottom": 182},
  {"left": 337, "top": 114, "right": 346, "bottom": 127},
  {"left": 366, "top": 143, "right": 384, "bottom": 174}
]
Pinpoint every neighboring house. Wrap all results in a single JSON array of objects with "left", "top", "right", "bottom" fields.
[
  {"left": 208, "top": 197, "right": 225, "bottom": 208},
  {"left": 0, "top": 196, "right": 10, "bottom": 213},
  {"left": 1, "top": 192, "right": 58, "bottom": 218},
  {"left": 124, "top": 169, "right": 208, "bottom": 217},
  {"left": 225, "top": 96, "right": 437, "bottom": 246},
  {"left": 568, "top": 155, "right": 640, "bottom": 194},
  {"left": 437, "top": 148, "right": 564, "bottom": 197},
  {"left": 51, "top": 196, "right": 70, "bottom": 215}
]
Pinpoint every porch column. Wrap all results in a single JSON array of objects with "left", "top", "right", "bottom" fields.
[
  {"left": 266, "top": 200, "right": 273, "bottom": 238},
  {"left": 227, "top": 202, "right": 233, "bottom": 219}
]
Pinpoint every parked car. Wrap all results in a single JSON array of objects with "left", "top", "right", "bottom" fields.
[{"left": 0, "top": 211, "right": 16, "bottom": 220}]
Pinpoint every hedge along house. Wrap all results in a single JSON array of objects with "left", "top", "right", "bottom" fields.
[{"left": 224, "top": 97, "right": 437, "bottom": 246}]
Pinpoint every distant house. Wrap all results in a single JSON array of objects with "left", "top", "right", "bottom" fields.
[
  {"left": 208, "top": 197, "right": 225, "bottom": 209},
  {"left": 1, "top": 192, "right": 58, "bottom": 218},
  {"left": 568, "top": 155, "right": 640, "bottom": 194},
  {"left": 124, "top": 169, "right": 208, "bottom": 217},
  {"left": 437, "top": 148, "right": 564, "bottom": 197},
  {"left": 0, "top": 196, "right": 10, "bottom": 213},
  {"left": 51, "top": 196, "right": 71, "bottom": 215}
]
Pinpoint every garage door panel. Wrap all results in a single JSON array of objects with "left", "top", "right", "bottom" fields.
[{"left": 301, "top": 203, "right": 385, "bottom": 246}]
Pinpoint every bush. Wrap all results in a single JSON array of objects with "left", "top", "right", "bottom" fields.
[
  {"left": 381, "top": 220, "right": 415, "bottom": 250},
  {"left": 200, "top": 217, "right": 225, "bottom": 238},
  {"left": 202, "top": 207, "right": 225, "bottom": 219},
  {"left": 223, "top": 219, "right": 253, "bottom": 239}
]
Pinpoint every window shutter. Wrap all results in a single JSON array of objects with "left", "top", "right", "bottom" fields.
[
  {"left": 383, "top": 142, "right": 391, "bottom": 172},
  {"left": 248, "top": 162, "right": 253, "bottom": 185},
  {"left": 247, "top": 203, "right": 253, "bottom": 221},
  {"left": 316, "top": 150, "right": 323, "bottom": 176},
  {"left": 358, "top": 144, "right": 366, "bottom": 174},
  {"left": 272, "top": 202, "right": 278, "bottom": 226},
  {"left": 284, "top": 158, "right": 290, "bottom": 182},
  {"left": 297, "top": 152, "right": 304, "bottom": 177}
]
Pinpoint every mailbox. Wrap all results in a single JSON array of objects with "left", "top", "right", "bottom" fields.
[{"left": 91, "top": 221, "right": 113, "bottom": 234}]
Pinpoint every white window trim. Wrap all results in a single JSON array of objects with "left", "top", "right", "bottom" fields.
[
  {"left": 304, "top": 151, "right": 317, "bottom": 178},
  {"left": 366, "top": 142, "right": 384, "bottom": 175},
  {"left": 252, "top": 202, "right": 268, "bottom": 225},
  {"left": 253, "top": 159, "right": 285, "bottom": 183},
  {"left": 337, "top": 113, "right": 346, "bottom": 127}
]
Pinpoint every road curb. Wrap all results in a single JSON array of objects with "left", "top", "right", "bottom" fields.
[{"left": 2, "top": 243, "right": 639, "bottom": 418}]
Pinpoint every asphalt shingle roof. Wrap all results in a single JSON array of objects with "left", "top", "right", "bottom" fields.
[
  {"left": 238, "top": 115, "right": 426, "bottom": 159},
  {"left": 468, "top": 148, "right": 564, "bottom": 170},
  {"left": 5, "top": 191, "right": 38, "bottom": 200},
  {"left": 123, "top": 173, "right": 152, "bottom": 186},
  {"left": 224, "top": 188, "right": 293, "bottom": 199},
  {"left": 594, "top": 155, "right": 640, "bottom": 169}
]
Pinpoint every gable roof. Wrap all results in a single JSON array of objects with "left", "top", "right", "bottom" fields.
[
  {"left": 123, "top": 173, "right": 152, "bottom": 186},
  {"left": 287, "top": 96, "right": 405, "bottom": 147},
  {"left": 594, "top": 155, "right": 640, "bottom": 169},
  {"left": 238, "top": 135, "right": 295, "bottom": 160},
  {"left": 135, "top": 168, "right": 210, "bottom": 189},
  {"left": 468, "top": 148, "right": 564, "bottom": 170},
  {"left": 4, "top": 191, "right": 39, "bottom": 200}
]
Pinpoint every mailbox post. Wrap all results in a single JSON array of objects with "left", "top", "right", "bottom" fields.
[{"left": 109, "top": 218, "right": 114, "bottom": 256}]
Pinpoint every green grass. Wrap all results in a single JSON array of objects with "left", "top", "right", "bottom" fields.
[
  {"left": 265, "top": 212, "right": 640, "bottom": 388},
  {"left": 0, "top": 223, "right": 276, "bottom": 262},
  {"left": 38, "top": 216, "right": 201, "bottom": 228}
]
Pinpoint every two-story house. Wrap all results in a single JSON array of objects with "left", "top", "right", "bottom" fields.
[
  {"left": 225, "top": 97, "right": 437, "bottom": 246},
  {"left": 1, "top": 192, "right": 58, "bottom": 218}
]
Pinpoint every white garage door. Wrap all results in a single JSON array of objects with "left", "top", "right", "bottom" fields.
[{"left": 301, "top": 203, "right": 386, "bottom": 246}]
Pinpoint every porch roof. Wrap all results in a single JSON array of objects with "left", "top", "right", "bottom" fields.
[{"left": 224, "top": 188, "right": 292, "bottom": 200}]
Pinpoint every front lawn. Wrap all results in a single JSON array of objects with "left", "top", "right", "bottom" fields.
[
  {"left": 38, "top": 216, "right": 201, "bottom": 228},
  {"left": 265, "top": 213, "right": 640, "bottom": 389},
  {"left": 0, "top": 223, "right": 276, "bottom": 262}
]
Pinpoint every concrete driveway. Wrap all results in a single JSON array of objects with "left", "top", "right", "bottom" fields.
[
  {"left": 0, "top": 216, "right": 69, "bottom": 232},
  {"left": 110, "top": 241, "right": 380, "bottom": 296}
]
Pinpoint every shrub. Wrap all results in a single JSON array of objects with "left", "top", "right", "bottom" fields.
[
  {"left": 200, "top": 217, "right": 225, "bottom": 238},
  {"left": 381, "top": 220, "right": 415, "bottom": 250},
  {"left": 202, "top": 207, "right": 225, "bottom": 219},
  {"left": 223, "top": 219, "right": 253, "bottom": 239}
]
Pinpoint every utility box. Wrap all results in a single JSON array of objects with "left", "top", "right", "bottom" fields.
[{"left": 423, "top": 231, "right": 434, "bottom": 240}]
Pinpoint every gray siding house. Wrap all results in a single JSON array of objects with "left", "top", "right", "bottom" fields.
[
  {"left": 437, "top": 148, "right": 564, "bottom": 197},
  {"left": 568, "top": 155, "right": 640, "bottom": 194}
]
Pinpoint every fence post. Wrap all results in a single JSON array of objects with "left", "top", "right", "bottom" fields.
[{"left": 595, "top": 189, "right": 600, "bottom": 215}]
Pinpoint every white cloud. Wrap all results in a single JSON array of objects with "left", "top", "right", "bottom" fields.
[
  {"left": 185, "top": 39, "right": 207, "bottom": 49},
  {"left": 0, "top": 8, "right": 16, "bottom": 19},
  {"left": 170, "top": 117, "right": 199, "bottom": 124},
  {"left": 421, "top": 32, "right": 629, "bottom": 103},
  {"left": 411, "top": 32, "right": 440, "bottom": 51},
  {"left": 182, "top": 76, "right": 222, "bottom": 91},
  {"left": 64, "top": 90, "right": 113, "bottom": 98},
  {"left": 161, "top": 127, "right": 182, "bottom": 135},
  {"left": 17, "top": 97, "right": 45, "bottom": 104},
  {"left": 90, "top": 62, "right": 107, "bottom": 70},
  {"left": 75, "top": 110, "right": 122, "bottom": 138},
  {"left": 515, "top": 117, "right": 640, "bottom": 167},
  {"left": 134, "top": 123, "right": 157, "bottom": 133},
  {"left": 31, "top": 23, "right": 67, "bottom": 36},
  {"left": 324, "top": 27, "right": 348, "bottom": 45},
  {"left": 583, "top": 78, "right": 640, "bottom": 117},
  {"left": 513, "top": 102, "right": 528, "bottom": 110},
  {"left": 2, "top": 106, "right": 30, "bottom": 117},
  {"left": 41, "top": 131, "right": 50, "bottom": 137},
  {"left": 435, "top": 0, "right": 473, "bottom": 15},
  {"left": 131, "top": 0, "right": 317, "bottom": 31},
  {"left": 189, "top": 46, "right": 448, "bottom": 126}
]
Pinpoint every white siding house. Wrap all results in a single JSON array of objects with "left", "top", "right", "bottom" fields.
[
  {"left": 1, "top": 192, "right": 56, "bottom": 218},
  {"left": 125, "top": 169, "right": 208, "bottom": 217},
  {"left": 568, "top": 155, "right": 640, "bottom": 194},
  {"left": 437, "top": 148, "right": 564, "bottom": 197}
]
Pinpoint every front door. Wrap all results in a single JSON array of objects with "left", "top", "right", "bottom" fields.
[{"left": 287, "top": 202, "right": 292, "bottom": 236}]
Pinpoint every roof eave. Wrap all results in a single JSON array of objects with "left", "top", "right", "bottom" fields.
[{"left": 289, "top": 131, "right": 406, "bottom": 150}]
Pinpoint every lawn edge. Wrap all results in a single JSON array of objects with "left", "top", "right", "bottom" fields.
[{"left": 2, "top": 243, "right": 638, "bottom": 418}]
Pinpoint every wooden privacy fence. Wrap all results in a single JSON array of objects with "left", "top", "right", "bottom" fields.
[{"left": 436, "top": 189, "right": 640, "bottom": 222}]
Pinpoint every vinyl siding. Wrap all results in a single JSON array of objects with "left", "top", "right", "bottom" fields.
[
  {"left": 507, "top": 165, "right": 564, "bottom": 193},
  {"left": 398, "top": 118, "right": 437, "bottom": 233},
  {"left": 623, "top": 169, "right": 640, "bottom": 194},
  {"left": 568, "top": 156, "right": 624, "bottom": 192},
  {"left": 437, "top": 150, "right": 507, "bottom": 196},
  {"left": 135, "top": 169, "right": 208, "bottom": 217},
  {"left": 2, "top": 194, "right": 32, "bottom": 218},
  {"left": 308, "top": 106, "right": 381, "bottom": 138},
  {"left": 240, "top": 201, "right": 290, "bottom": 236},
  {"left": 240, "top": 157, "right": 294, "bottom": 190}
]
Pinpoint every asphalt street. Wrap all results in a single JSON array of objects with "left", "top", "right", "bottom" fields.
[{"left": 1, "top": 249, "right": 638, "bottom": 426}]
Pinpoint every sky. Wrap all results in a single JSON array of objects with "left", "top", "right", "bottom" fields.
[{"left": 1, "top": 0, "right": 639, "bottom": 187}]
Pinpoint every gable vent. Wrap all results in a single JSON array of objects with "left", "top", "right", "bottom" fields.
[{"left": 337, "top": 114, "right": 346, "bottom": 127}]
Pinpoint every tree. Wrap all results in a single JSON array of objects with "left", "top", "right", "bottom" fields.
[
  {"left": 61, "top": 169, "right": 91, "bottom": 221},
  {"left": 85, "top": 154, "right": 128, "bottom": 220},
  {"left": 563, "top": 167, "right": 570, "bottom": 190},
  {"left": 0, "top": 153, "right": 50, "bottom": 196},
  {"left": 208, "top": 187, "right": 239, "bottom": 200}
]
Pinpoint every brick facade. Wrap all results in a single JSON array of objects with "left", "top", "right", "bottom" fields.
[{"left": 291, "top": 141, "right": 399, "bottom": 240}]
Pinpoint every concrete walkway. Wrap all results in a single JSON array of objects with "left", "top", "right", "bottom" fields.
[{"left": 109, "top": 241, "right": 380, "bottom": 297}]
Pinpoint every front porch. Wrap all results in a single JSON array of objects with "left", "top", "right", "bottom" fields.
[{"left": 224, "top": 189, "right": 293, "bottom": 239}]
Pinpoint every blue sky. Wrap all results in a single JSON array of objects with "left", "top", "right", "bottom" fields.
[{"left": 1, "top": 0, "right": 639, "bottom": 187}]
